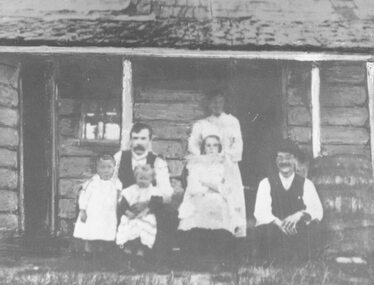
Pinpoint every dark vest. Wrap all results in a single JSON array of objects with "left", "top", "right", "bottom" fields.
[
  {"left": 269, "top": 173, "right": 306, "bottom": 220},
  {"left": 118, "top": 150, "right": 157, "bottom": 188}
]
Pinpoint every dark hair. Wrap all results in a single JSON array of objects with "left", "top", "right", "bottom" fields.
[
  {"left": 130, "top": 122, "right": 153, "bottom": 139},
  {"left": 275, "top": 139, "right": 303, "bottom": 161},
  {"left": 201, "top": 135, "right": 222, "bottom": 154},
  {"left": 206, "top": 89, "right": 225, "bottom": 101},
  {"left": 97, "top": 154, "right": 115, "bottom": 165}
]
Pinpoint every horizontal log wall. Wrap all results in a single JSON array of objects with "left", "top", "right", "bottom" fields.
[
  {"left": 285, "top": 62, "right": 312, "bottom": 156},
  {"left": 286, "top": 61, "right": 374, "bottom": 253},
  {"left": 0, "top": 56, "right": 20, "bottom": 237},
  {"left": 320, "top": 62, "right": 369, "bottom": 156},
  {"left": 56, "top": 56, "right": 122, "bottom": 236}
]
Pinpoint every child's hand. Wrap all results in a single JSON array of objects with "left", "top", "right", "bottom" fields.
[
  {"left": 130, "top": 202, "right": 148, "bottom": 215},
  {"left": 80, "top": 210, "right": 87, "bottom": 223}
]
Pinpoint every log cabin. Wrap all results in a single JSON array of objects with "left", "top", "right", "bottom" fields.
[{"left": 0, "top": 0, "right": 374, "bottom": 255}]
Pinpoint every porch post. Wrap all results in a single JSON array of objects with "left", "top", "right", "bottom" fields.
[
  {"left": 366, "top": 62, "right": 374, "bottom": 177},
  {"left": 311, "top": 63, "right": 321, "bottom": 158},
  {"left": 121, "top": 59, "right": 133, "bottom": 150}
]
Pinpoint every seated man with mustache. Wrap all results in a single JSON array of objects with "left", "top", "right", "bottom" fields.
[
  {"left": 114, "top": 122, "right": 176, "bottom": 271},
  {"left": 254, "top": 139, "right": 323, "bottom": 261}
]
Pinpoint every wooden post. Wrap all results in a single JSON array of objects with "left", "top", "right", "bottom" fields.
[
  {"left": 121, "top": 59, "right": 133, "bottom": 150},
  {"left": 366, "top": 62, "right": 374, "bottom": 177},
  {"left": 45, "top": 60, "right": 58, "bottom": 235},
  {"left": 18, "top": 66, "right": 25, "bottom": 233},
  {"left": 311, "top": 63, "right": 321, "bottom": 158},
  {"left": 281, "top": 64, "right": 290, "bottom": 139}
]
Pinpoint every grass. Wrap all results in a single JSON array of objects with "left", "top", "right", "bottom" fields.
[{"left": 0, "top": 257, "right": 372, "bottom": 285}]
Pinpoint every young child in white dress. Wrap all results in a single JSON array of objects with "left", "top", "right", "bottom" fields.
[
  {"left": 116, "top": 164, "right": 162, "bottom": 259},
  {"left": 73, "top": 154, "right": 122, "bottom": 255}
]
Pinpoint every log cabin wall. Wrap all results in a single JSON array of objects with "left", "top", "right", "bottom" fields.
[
  {"left": 286, "top": 61, "right": 374, "bottom": 253},
  {"left": 0, "top": 55, "right": 20, "bottom": 238},
  {"left": 311, "top": 62, "right": 373, "bottom": 253}
]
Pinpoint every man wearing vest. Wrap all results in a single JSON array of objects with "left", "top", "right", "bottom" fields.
[
  {"left": 114, "top": 122, "right": 176, "bottom": 269},
  {"left": 254, "top": 139, "right": 323, "bottom": 260}
]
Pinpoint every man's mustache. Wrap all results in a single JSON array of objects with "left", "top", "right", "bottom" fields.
[
  {"left": 133, "top": 145, "right": 146, "bottom": 151},
  {"left": 279, "top": 163, "right": 292, "bottom": 168}
]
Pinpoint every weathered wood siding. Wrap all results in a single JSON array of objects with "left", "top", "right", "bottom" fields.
[
  {"left": 0, "top": 56, "right": 20, "bottom": 237},
  {"left": 56, "top": 56, "right": 122, "bottom": 236},
  {"left": 285, "top": 61, "right": 373, "bottom": 253},
  {"left": 285, "top": 62, "right": 312, "bottom": 156},
  {"left": 320, "top": 62, "right": 369, "bottom": 156},
  {"left": 132, "top": 58, "right": 221, "bottom": 178}
]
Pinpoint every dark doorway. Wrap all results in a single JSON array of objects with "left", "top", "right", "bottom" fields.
[
  {"left": 229, "top": 61, "right": 284, "bottom": 216},
  {"left": 22, "top": 58, "right": 54, "bottom": 237}
]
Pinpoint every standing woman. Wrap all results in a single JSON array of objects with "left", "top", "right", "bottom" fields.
[{"left": 188, "top": 90, "right": 246, "bottom": 237}]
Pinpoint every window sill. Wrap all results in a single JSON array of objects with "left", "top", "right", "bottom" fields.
[{"left": 78, "top": 139, "right": 121, "bottom": 147}]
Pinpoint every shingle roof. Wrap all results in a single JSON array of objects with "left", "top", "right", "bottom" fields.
[{"left": 0, "top": 0, "right": 374, "bottom": 52}]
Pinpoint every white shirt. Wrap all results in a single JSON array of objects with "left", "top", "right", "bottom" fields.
[
  {"left": 114, "top": 150, "right": 174, "bottom": 203},
  {"left": 254, "top": 173, "right": 323, "bottom": 226}
]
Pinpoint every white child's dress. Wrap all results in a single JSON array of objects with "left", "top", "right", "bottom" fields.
[
  {"left": 178, "top": 154, "right": 234, "bottom": 234},
  {"left": 73, "top": 175, "right": 122, "bottom": 241},
  {"left": 116, "top": 184, "right": 160, "bottom": 249}
]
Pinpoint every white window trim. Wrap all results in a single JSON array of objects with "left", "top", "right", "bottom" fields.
[
  {"left": 311, "top": 63, "right": 321, "bottom": 158},
  {"left": 366, "top": 62, "right": 374, "bottom": 177},
  {"left": 121, "top": 59, "right": 133, "bottom": 150}
]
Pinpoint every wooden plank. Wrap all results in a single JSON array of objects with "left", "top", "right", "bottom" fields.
[
  {"left": 288, "top": 126, "right": 312, "bottom": 143},
  {"left": 59, "top": 145, "right": 96, "bottom": 157},
  {"left": 121, "top": 59, "right": 133, "bottom": 150},
  {"left": 134, "top": 102, "right": 205, "bottom": 122},
  {"left": 0, "top": 107, "right": 18, "bottom": 128},
  {"left": 0, "top": 149, "right": 17, "bottom": 168},
  {"left": 321, "top": 107, "right": 368, "bottom": 126},
  {"left": 0, "top": 127, "right": 19, "bottom": 147},
  {"left": 0, "top": 190, "right": 18, "bottom": 212},
  {"left": 152, "top": 140, "right": 186, "bottom": 159},
  {"left": 0, "top": 46, "right": 373, "bottom": 62},
  {"left": 135, "top": 88, "right": 203, "bottom": 103},
  {"left": 58, "top": 98, "right": 77, "bottom": 115},
  {"left": 146, "top": 120, "right": 191, "bottom": 140},
  {"left": 322, "top": 144, "right": 370, "bottom": 157},
  {"left": 58, "top": 199, "right": 77, "bottom": 219},
  {"left": 321, "top": 127, "right": 369, "bottom": 145},
  {"left": 0, "top": 214, "right": 18, "bottom": 232},
  {"left": 59, "top": 179, "right": 85, "bottom": 199},
  {"left": 367, "top": 62, "right": 374, "bottom": 180},
  {"left": 0, "top": 169, "right": 18, "bottom": 190},
  {"left": 59, "top": 157, "right": 93, "bottom": 178},
  {"left": 59, "top": 117, "right": 78, "bottom": 137},
  {"left": 0, "top": 85, "right": 18, "bottom": 108},
  {"left": 321, "top": 62, "right": 366, "bottom": 84},
  {"left": 0, "top": 63, "right": 19, "bottom": 88},
  {"left": 311, "top": 64, "right": 321, "bottom": 158},
  {"left": 320, "top": 85, "right": 367, "bottom": 107},
  {"left": 289, "top": 106, "right": 369, "bottom": 127}
]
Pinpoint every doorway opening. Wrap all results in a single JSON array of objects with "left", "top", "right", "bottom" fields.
[{"left": 22, "top": 57, "right": 55, "bottom": 238}]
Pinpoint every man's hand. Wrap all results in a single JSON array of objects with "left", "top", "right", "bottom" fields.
[
  {"left": 282, "top": 212, "right": 304, "bottom": 235},
  {"left": 273, "top": 218, "right": 288, "bottom": 235},
  {"left": 130, "top": 201, "right": 148, "bottom": 215},
  {"left": 125, "top": 210, "right": 137, "bottom": 219},
  {"left": 80, "top": 210, "right": 87, "bottom": 223}
]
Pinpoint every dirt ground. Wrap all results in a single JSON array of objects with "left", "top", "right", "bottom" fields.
[{"left": 1, "top": 239, "right": 373, "bottom": 285}]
